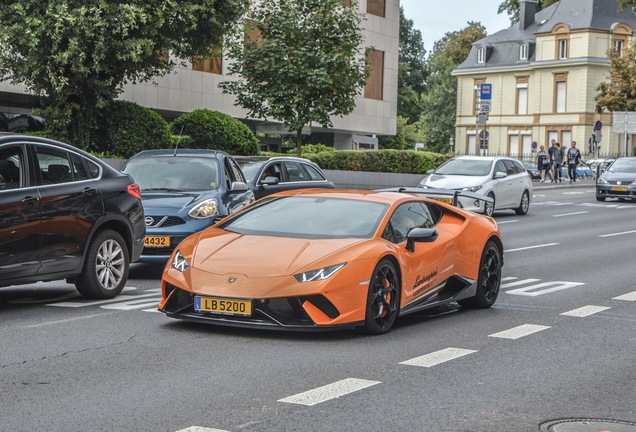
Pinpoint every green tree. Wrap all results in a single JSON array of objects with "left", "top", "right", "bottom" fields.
[
  {"left": 497, "top": 0, "right": 560, "bottom": 24},
  {"left": 618, "top": 0, "right": 636, "bottom": 11},
  {"left": 0, "top": 0, "right": 247, "bottom": 149},
  {"left": 378, "top": 116, "right": 425, "bottom": 150},
  {"left": 398, "top": 6, "right": 427, "bottom": 123},
  {"left": 219, "top": 0, "right": 367, "bottom": 157},
  {"left": 420, "top": 22, "right": 487, "bottom": 153},
  {"left": 595, "top": 40, "right": 636, "bottom": 112}
]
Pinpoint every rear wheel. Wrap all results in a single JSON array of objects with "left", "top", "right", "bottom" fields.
[
  {"left": 76, "top": 230, "right": 129, "bottom": 299},
  {"left": 459, "top": 241, "right": 502, "bottom": 308},
  {"left": 514, "top": 190, "right": 530, "bottom": 215},
  {"left": 483, "top": 193, "right": 495, "bottom": 217},
  {"left": 362, "top": 258, "right": 401, "bottom": 335}
]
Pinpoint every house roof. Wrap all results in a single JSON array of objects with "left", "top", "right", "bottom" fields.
[{"left": 455, "top": 0, "right": 636, "bottom": 72}]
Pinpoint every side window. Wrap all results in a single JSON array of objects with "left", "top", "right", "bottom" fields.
[
  {"left": 303, "top": 164, "right": 326, "bottom": 181},
  {"left": 494, "top": 160, "right": 506, "bottom": 176},
  {"left": 0, "top": 146, "right": 23, "bottom": 190},
  {"left": 259, "top": 162, "right": 282, "bottom": 182},
  {"left": 223, "top": 159, "right": 233, "bottom": 189},
  {"left": 70, "top": 153, "right": 90, "bottom": 181},
  {"left": 503, "top": 160, "right": 517, "bottom": 176},
  {"left": 284, "top": 161, "right": 307, "bottom": 182},
  {"left": 36, "top": 145, "right": 73, "bottom": 185},
  {"left": 85, "top": 159, "right": 100, "bottom": 179},
  {"left": 228, "top": 157, "right": 246, "bottom": 183},
  {"left": 382, "top": 202, "right": 435, "bottom": 244},
  {"left": 512, "top": 160, "right": 526, "bottom": 174}
]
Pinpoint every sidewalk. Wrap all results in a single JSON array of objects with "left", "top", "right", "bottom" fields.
[{"left": 532, "top": 178, "right": 595, "bottom": 190}]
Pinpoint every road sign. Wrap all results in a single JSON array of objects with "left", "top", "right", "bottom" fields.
[
  {"left": 476, "top": 114, "right": 488, "bottom": 125},
  {"left": 612, "top": 111, "right": 636, "bottom": 134},
  {"left": 480, "top": 84, "right": 492, "bottom": 100},
  {"left": 479, "top": 130, "right": 489, "bottom": 149},
  {"left": 480, "top": 103, "right": 491, "bottom": 113},
  {"left": 594, "top": 130, "right": 602, "bottom": 142},
  {"left": 594, "top": 120, "right": 603, "bottom": 131}
]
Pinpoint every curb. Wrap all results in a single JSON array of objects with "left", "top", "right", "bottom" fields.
[{"left": 532, "top": 180, "right": 595, "bottom": 191}]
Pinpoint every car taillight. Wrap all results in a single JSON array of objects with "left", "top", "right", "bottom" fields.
[{"left": 127, "top": 183, "right": 141, "bottom": 199}]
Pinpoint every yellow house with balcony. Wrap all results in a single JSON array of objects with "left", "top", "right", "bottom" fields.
[{"left": 453, "top": 0, "right": 636, "bottom": 159}]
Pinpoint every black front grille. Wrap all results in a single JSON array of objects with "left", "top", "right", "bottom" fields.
[{"left": 146, "top": 216, "right": 186, "bottom": 228}]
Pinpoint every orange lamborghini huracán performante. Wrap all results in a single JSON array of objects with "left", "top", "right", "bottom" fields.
[{"left": 159, "top": 189, "right": 503, "bottom": 334}]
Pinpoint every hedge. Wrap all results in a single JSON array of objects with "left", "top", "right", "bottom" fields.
[{"left": 304, "top": 150, "right": 452, "bottom": 175}]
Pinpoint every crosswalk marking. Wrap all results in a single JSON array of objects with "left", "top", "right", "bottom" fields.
[
  {"left": 101, "top": 298, "right": 160, "bottom": 311},
  {"left": 399, "top": 348, "right": 477, "bottom": 368},
  {"left": 506, "top": 281, "right": 585, "bottom": 297},
  {"left": 47, "top": 292, "right": 159, "bottom": 308},
  {"left": 560, "top": 305, "right": 610, "bottom": 317},
  {"left": 501, "top": 278, "right": 540, "bottom": 288},
  {"left": 614, "top": 291, "right": 636, "bottom": 301},
  {"left": 175, "top": 428, "right": 230, "bottom": 432},
  {"left": 278, "top": 378, "right": 380, "bottom": 406},
  {"left": 489, "top": 324, "right": 550, "bottom": 340}
]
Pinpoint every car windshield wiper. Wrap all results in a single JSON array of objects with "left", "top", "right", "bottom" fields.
[{"left": 142, "top": 187, "right": 183, "bottom": 192}]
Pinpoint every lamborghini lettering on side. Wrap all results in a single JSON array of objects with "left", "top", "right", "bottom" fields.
[{"left": 159, "top": 189, "right": 504, "bottom": 334}]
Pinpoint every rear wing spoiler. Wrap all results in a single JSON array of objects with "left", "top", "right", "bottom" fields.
[{"left": 377, "top": 187, "right": 494, "bottom": 207}]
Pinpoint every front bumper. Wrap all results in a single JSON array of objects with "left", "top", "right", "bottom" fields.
[{"left": 596, "top": 184, "right": 636, "bottom": 200}]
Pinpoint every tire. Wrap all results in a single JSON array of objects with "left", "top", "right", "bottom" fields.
[
  {"left": 459, "top": 241, "right": 502, "bottom": 309},
  {"left": 362, "top": 258, "right": 401, "bottom": 335},
  {"left": 483, "top": 193, "right": 495, "bottom": 217},
  {"left": 514, "top": 190, "right": 530, "bottom": 215},
  {"left": 596, "top": 195, "right": 606, "bottom": 202},
  {"left": 75, "top": 229, "right": 130, "bottom": 299}
]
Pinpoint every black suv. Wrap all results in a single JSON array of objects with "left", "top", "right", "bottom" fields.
[{"left": 0, "top": 135, "right": 145, "bottom": 299}]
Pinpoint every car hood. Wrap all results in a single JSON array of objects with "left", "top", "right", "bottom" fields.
[
  {"left": 422, "top": 174, "right": 488, "bottom": 190},
  {"left": 601, "top": 172, "right": 636, "bottom": 182},
  {"left": 191, "top": 230, "right": 365, "bottom": 277},
  {"left": 141, "top": 191, "right": 219, "bottom": 212}
]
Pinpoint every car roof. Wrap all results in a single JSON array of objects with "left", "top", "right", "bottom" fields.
[
  {"left": 233, "top": 155, "right": 313, "bottom": 163},
  {"left": 129, "top": 149, "right": 229, "bottom": 159},
  {"left": 453, "top": 155, "right": 513, "bottom": 162}
]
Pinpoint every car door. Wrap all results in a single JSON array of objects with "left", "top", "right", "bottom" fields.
[
  {"left": 254, "top": 161, "right": 286, "bottom": 199},
  {"left": 33, "top": 144, "right": 104, "bottom": 275},
  {"left": 0, "top": 143, "right": 42, "bottom": 282},
  {"left": 223, "top": 156, "right": 253, "bottom": 213},
  {"left": 491, "top": 159, "right": 513, "bottom": 209},
  {"left": 505, "top": 159, "right": 529, "bottom": 207},
  {"left": 382, "top": 201, "right": 455, "bottom": 305}
]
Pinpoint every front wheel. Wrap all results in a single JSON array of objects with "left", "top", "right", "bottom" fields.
[
  {"left": 596, "top": 195, "right": 606, "bottom": 202},
  {"left": 76, "top": 229, "right": 130, "bottom": 299},
  {"left": 459, "top": 241, "right": 502, "bottom": 308},
  {"left": 514, "top": 190, "right": 530, "bottom": 215},
  {"left": 362, "top": 258, "right": 401, "bottom": 335},
  {"left": 483, "top": 193, "right": 495, "bottom": 217}
]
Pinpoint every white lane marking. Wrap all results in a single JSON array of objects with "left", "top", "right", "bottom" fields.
[
  {"left": 399, "top": 348, "right": 477, "bottom": 368},
  {"left": 22, "top": 312, "right": 120, "bottom": 329},
  {"left": 617, "top": 205, "right": 636, "bottom": 210},
  {"left": 563, "top": 191, "right": 585, "bottom": 195},
  {"left": 504, "top": 243, "right": 559, "bottom": 253},
  {"left": 501, "top": 278, "right": 540, "bottom": 289},
  {"left": 552, "top": 211, "right": 589, "bottom": 218},
  {"left": 561, "top": 305, "right": 611, "bottom": 317},
  {"left": 47, "top": 293, "right": 159, "bottom": 308},
  {"left": 143, "top": 308, "right": 161, "bottom": 313},
  {"left": 144, "top": 288, "right": 162, "bottom": 293},
  {"left": 175, "top": 428, "right": 230, "bottom": 432},
  {"left": 506, "top": 281, "right": 584, "bottom": 297},
  {"left": 599, "top": 230, "right": 636, "bottom": 238},
  {"left": 101, "top": 299, "right": 161, "bottom": 311},
  {"left": 489, "top": 324, "right": 550, "bottom": 340},
  {"left": 614, "top": 291, "right": 636, "bottom": 301},
  {"left": 501, "top": 276, "right": 517, "bottom": 282},
  {"left": 533, "top": 194, "right": 546, "bottom": 198},
  {"left": 278, "top": 378, "right": 380, "bottom": 406},
  {"left": 497, "top": 220, "right": 519, "bottom": 224}
]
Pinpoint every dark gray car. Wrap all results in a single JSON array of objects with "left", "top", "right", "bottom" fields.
[
  {"left": 234, "top": 156, "right": 335, "bottom": 200},
  {"left": 596, "top": 156, "right": 636, "bottom": 201}
]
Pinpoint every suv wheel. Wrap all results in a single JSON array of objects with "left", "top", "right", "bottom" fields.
[{"left": 76, "top": 229, "right": 130, "bottom": 299}]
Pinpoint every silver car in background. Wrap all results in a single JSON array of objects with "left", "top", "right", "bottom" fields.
[
  {"left": 418, "top": 156, "right": 533, "bottom": 216},
  {"left": 596, "top": 156, "right": 636, "bottom": 202}
]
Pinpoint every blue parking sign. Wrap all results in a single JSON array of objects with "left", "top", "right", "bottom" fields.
[{"left": 480, "top": 83, "right": 492, "bottom": 100}]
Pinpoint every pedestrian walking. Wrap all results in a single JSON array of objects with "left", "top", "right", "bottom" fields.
[
  {"left": 566, "top": 141, "right": 581, "bottom": 183},
  {"left": 537, "top": 145, "right": 550, "bottom": 183},
  {"left": 548, "top": 139, "right": 557, "bottom": 181},
  {"left": 553, "top": 142, "right": 564, "bottom": 182}
]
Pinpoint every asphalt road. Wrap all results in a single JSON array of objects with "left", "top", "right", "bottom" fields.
[{"left": 1, "top": 184, "right": 635, "bottom": 432}]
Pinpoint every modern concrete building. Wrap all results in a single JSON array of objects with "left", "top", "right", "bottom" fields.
[
  {"left": 453, "top": 0, "right": 636, "bottom": 159},
  {"left": 0, "top": 0, "right": 399, "bottom": 152}
]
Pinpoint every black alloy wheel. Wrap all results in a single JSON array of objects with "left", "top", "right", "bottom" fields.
[
  {"left": 484, "top": 193, "right": 495, "bottom": 217},
  {"left": 362, "top": 258, "right": 401, "bottom": 335},
  {"left": 459, "top": 241, "right": 502, "bottom": 308}
]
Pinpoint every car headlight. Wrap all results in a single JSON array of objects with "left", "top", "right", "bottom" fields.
[
  {"left": 294, "top": 263, "right": 346, "bottom": 283},
  {"left": 172, "top": 250, "right": 190, "bottom": 272},
  {"left": 188, "top": 199, "right": 218, "bottom": 219},
  {"left": 462, "top": 185, "right": 482, "bottom": 192},
  {"left": 597, "top": 177, "right": 608, "bottom": 185}
]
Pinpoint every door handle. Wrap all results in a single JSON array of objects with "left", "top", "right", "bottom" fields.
[
  {"left": 83, "top": 187, "right": 97, "bottom": 195},
  {"left": 21, "top": 196, "right": 39, "bottom": 204}
]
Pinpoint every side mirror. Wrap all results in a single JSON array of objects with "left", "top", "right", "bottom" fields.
[
  {"left": 229, "top": 181, "right": 248, "bottom": 193},
  {"left": 261, "top": 176, "right": 279, "bottom": 186},
  {"left": 426, "top": 169, "right": 435, "bottom": 175},
  {"left": 494, "top": 171, "right": 507, "bottom": 179},
  {"left": 406, "top": 228, "right": 438, "bottom": 252},
  {"left": 0, "top": 174, "right": 5, "bottom": 190}
]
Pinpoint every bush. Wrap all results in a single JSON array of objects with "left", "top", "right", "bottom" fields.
[
  {"left": 287, "top": 143, "right": 336, "bottom": 156},
  {"left": 172, "top": 109, "right": 259, "bottom": 155},
  {"left": 305, "top": 150, "right": 451, "bottom": 174},
  {"left": 94, "top": 101, "right": 173, "bottom": 158}
]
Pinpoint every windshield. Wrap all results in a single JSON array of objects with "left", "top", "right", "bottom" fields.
[
  {"left": 607, "top": 159, "right": 636, "bottom": 174},
  {"left": 220, "top": 196, "right": 388, "bottom": 239},
  {"left": 236, "top": 160, "right": 265, "bottom": 182},
  {"left": 123, "top": 156, "right": 220, "bottom": 191},
  {"left": 435, "top": 159, "right": 493, "bottom": 176}
]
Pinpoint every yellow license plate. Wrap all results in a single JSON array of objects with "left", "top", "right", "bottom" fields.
[
  {"left": 144, "top": 236, "right": 170, "bottom": 247},
  {"left": 611, "top": 186, "right": 628, "bottom": 192},
  {"left": 431, "top": 197, "right": 453, "bottom": 205},
  {"left": 195, "top": 296, "right": 252, "bottom": 316}
]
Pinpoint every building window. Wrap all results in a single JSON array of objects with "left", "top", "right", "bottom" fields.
[
  {"left": 516, "top": 86, "right": 528, "bottom": 115},
  {"left": 477, "top": 47, "right": 486, "bottom": 64},
  {"left": 558, "top": 38, "right": 568, "bottom": 59},
  {"left": 367, "top": 0, "right": 385, "bottom": 17},
  {"left": 192, "top": 56, "right": 222, "bottom": 74},
  {"left": 613, "top": 38, "right": 625, "bottom": 56},
  {"left": 555, "top": 80, "right": 567, "bottom": 113},
  {"left": 364, "top": 48, "right": 384, "bottom": 100},
  {"left": 519, "top": 43, "right": 528, "bottom": 61}
]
